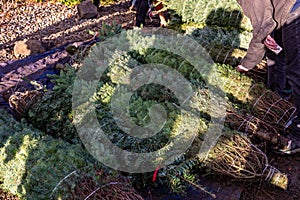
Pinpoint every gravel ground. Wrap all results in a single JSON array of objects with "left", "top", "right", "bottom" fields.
[{"left": 0, "top": 0, "right": 135, "bottom": 62}]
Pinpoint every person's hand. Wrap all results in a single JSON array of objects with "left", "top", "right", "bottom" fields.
[
  {"left": 160, "top": 20, "right": 168, "bottom": 27},
  {"left": 158, "top": 12, "right": 168, "bottom": 27},
  {"left": 264, "top": 35, "right": 282, "bottom": 54},
  {"left": 236, "top": 65, "right": 249, "bottom": 73}
]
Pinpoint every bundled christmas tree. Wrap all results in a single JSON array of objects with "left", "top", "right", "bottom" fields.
[
  {"left": 204, "top": 134, "right": 288, "bottom": 190},
  {"left": 0, "top": 112, "right": 96, "bottom": 199}
]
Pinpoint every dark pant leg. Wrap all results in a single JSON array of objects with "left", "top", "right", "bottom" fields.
[
  {"left": 266, "top": 49, "right": 286, "bottom": 97},
  {"left": 93, "top": 0, "right": 100, "bottom": 7},
  {"left": 135, "top": 0, "right": 149, "bottom": 27},
  {"left": 266, "top": 29, "right": 291, "bottom": 98},
  {"left": 282, "top": 8, "right": 300, "bottom": 138}
]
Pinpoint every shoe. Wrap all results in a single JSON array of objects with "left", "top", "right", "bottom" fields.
[
  {"left": 282, "top": 89, "right": 293, "bottom": 100},
  {"left": 275, "top": 119, "right": 300, "bottom": 154},
  {"left": 293, "top": 121, "right": 300, "bottom": 130},
  {"left": 277, "top": 139, "right": 300, "bottom": 154}
]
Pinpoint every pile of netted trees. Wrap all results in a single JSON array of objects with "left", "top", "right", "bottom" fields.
[
  {"left": 161, "top": 0, "right": 294, "bottom": 190},
  {"left": 70, "top": 25, "right": 291, "bottom": 192}
]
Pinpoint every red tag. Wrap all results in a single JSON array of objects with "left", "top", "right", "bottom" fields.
[{"left": 152, "top": 166, "right": 160, "bottom": 182}]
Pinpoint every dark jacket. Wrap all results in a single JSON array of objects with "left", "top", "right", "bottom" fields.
[{"left": 237, "top": 0, "right": 296, "bottom": 69}]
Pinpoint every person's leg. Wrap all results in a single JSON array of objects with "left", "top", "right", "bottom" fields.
[
  {"left": 266, "top": 29, "right": 287, "bottom": 98},
  {"left": 93, "top": 0, "right": 100, "bottom": 7},
  {"left": 135, "top": 0, "right": 149, "bottom": 27},
  {"left": 266, "top": 51, "right": 286, "bottom": 97},
  {"left": 282, "top": 8, "right": 300, "bottom": 144}
]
